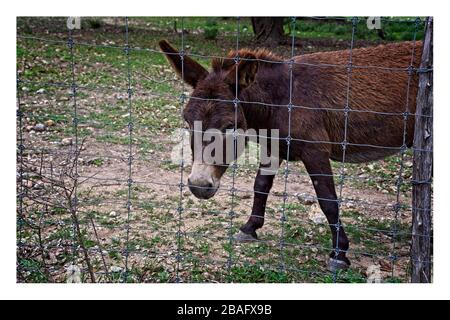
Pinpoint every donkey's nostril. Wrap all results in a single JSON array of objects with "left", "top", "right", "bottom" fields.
[{"left": 205, "top": 182, "right": 213, "bottom": 190}]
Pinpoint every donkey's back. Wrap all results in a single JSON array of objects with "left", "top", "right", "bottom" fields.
[{"left": 291, "top": 41, "right": 422, "bottom": 163}]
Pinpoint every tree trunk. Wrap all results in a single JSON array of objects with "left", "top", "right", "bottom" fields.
[
  {"left": 251, "top": 17, "right": 285, "bottom": 46},
  {"left": 411, "top": 17, "right": 433, "bottom": 283}
]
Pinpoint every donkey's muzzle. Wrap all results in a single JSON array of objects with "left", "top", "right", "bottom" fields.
[{"left": 188, "top": 178, "right": 218, "bottom": 199}]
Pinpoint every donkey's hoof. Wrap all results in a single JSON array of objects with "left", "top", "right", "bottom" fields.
[
  {"left": 234, "top": 231, "right": 258, "bottom": 243},
  {"left": 327, "top": 258, "right": 350, "bottom": 273}
]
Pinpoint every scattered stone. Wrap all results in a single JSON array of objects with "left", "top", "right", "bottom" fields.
[
  {"left": 297, "top": 192, "right": 316, "bottom": 205},
  {"left": 308, "top": 204, "right": 327, "bottom": 225},
  {"left": 109, "top": 211, "right": 117, "bottom": 218},
  {"left": 61, "top": 137, "right": 73, "bottom": 146},
  {"left": 33, "top": 123, "right": 45, "bottom": 132},
  {"left": 36, "top": 88, "right": 46, "bottom": 94},
  {"left": 345, "top": 201, "right": 356, "bottom": 209},
  {"left": 109, "top": 266, "right": 122, "bottom": 273},
  {"left": 44, "top": 119, "right": 55, "bottom": 127},
  {"left": 25, "top": 125, "right": 34, "bottom": 131},
  {"left": 33, "top": 182, "right": 44, "bottom": 190},
  {"left": 21, "top": 87, "right": 30, "bottom": 92}
]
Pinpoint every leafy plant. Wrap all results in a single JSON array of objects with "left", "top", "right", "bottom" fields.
[{"left": 204, "top": 18, "right": 219, "bottom": 40}]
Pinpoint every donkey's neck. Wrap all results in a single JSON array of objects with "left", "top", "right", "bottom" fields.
[{"left": 239, "top": 64, "right": 290, "bottom": 131}]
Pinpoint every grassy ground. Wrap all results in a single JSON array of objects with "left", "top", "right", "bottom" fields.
[{"left": 17, "top": 17, "right": 426, "bottom": 283}]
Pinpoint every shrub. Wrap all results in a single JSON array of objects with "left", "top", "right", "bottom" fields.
[{"left": 204, "top": 18, "right": 219, "bottom": 40}]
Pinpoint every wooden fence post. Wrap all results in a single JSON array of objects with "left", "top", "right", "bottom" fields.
[{"left": 411, "top": 17, "right": 433, "bottom": 283}]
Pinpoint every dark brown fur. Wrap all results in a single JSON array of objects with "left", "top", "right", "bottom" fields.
[{"left": 159, "top": 40, "right": 423, "bottom": 268}]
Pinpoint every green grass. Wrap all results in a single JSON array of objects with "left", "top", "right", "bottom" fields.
[
  {"left": 18, "top": 258, "right": 49, "bottom": 283},
  {"left": 295, "top": 18, "right": 425, "bottom": 41},
  {"left": 230, "top": 264, "right": 290, "bottom": 283}
]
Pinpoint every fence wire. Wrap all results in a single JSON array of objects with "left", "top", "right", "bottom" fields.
[{"left": 16, "top": 16, "right": 433, "bottom": 283}]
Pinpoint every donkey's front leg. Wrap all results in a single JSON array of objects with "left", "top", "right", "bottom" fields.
[
  {"left": 235, "top": 164, "right": 276, "bottom": 242},
  {"left": 302, "top": 150, "right": 351, "bottom": 271}
]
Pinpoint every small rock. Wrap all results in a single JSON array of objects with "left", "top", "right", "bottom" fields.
[
  {"left": 33, "top": 123, "right": 45, "bottom": 132},
  {"left": 33, "top": 182, "right": 44, "bottom": 190},
  {"left": 61, "top": 138, "right": 73, "bottom": 146},
  {"left": 297, "top": 192, "right": 316, "bottom": 205},
  {"left": 45, "top": 119, "right": 55, "bottom": 127},
  {"left": 21, "top": 87, "right": 30, "bottom": 92},
  {"left": 36, "top": 88, "right": 46, "bottom": 94},
  {"left": 109, "top": 266, "right": 122, "bottom": 273},
  {"left": 345, "top": 201, "right": 356, "bottom": 209},
  {"left": 308, "top": 204, "right": 327, "bottom": 225},
  {"left": 25, "top": 125, "right": 34, "bottom": 131},
  {"left": 109, "top": 211, "right": 117, "bottom": 217}
]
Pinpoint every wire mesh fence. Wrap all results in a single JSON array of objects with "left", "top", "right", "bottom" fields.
[{"left": 16, "top": 16, "right": 433, "bottom": 283}]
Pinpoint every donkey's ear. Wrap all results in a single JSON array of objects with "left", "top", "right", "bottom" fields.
[
  {"left": 224, "top": 55, "right": 259, "bottom": 92},
  {"left": 159, "top": 40, "right": 208, "bottom": 88}
]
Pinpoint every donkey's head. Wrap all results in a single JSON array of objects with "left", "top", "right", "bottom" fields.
[{"left": 159, "top": 40, "right": 258, "bottom": 199}]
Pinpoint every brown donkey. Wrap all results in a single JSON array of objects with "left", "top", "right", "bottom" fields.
[{"left": 159, "top": 39, "right": 422, "bottom": 271}]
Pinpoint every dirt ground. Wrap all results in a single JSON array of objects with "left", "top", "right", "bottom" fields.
[{"left": 16, "top": 17, "right": 430, "bottom": 283}]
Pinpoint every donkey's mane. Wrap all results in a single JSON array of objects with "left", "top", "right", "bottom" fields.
[{"left": 211, "top": 48, "right": 283, "bottom": 72}]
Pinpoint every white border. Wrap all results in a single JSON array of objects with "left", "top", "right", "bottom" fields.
[{"left": 2, "top": 0, "right": 449, "bottom": 300}]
